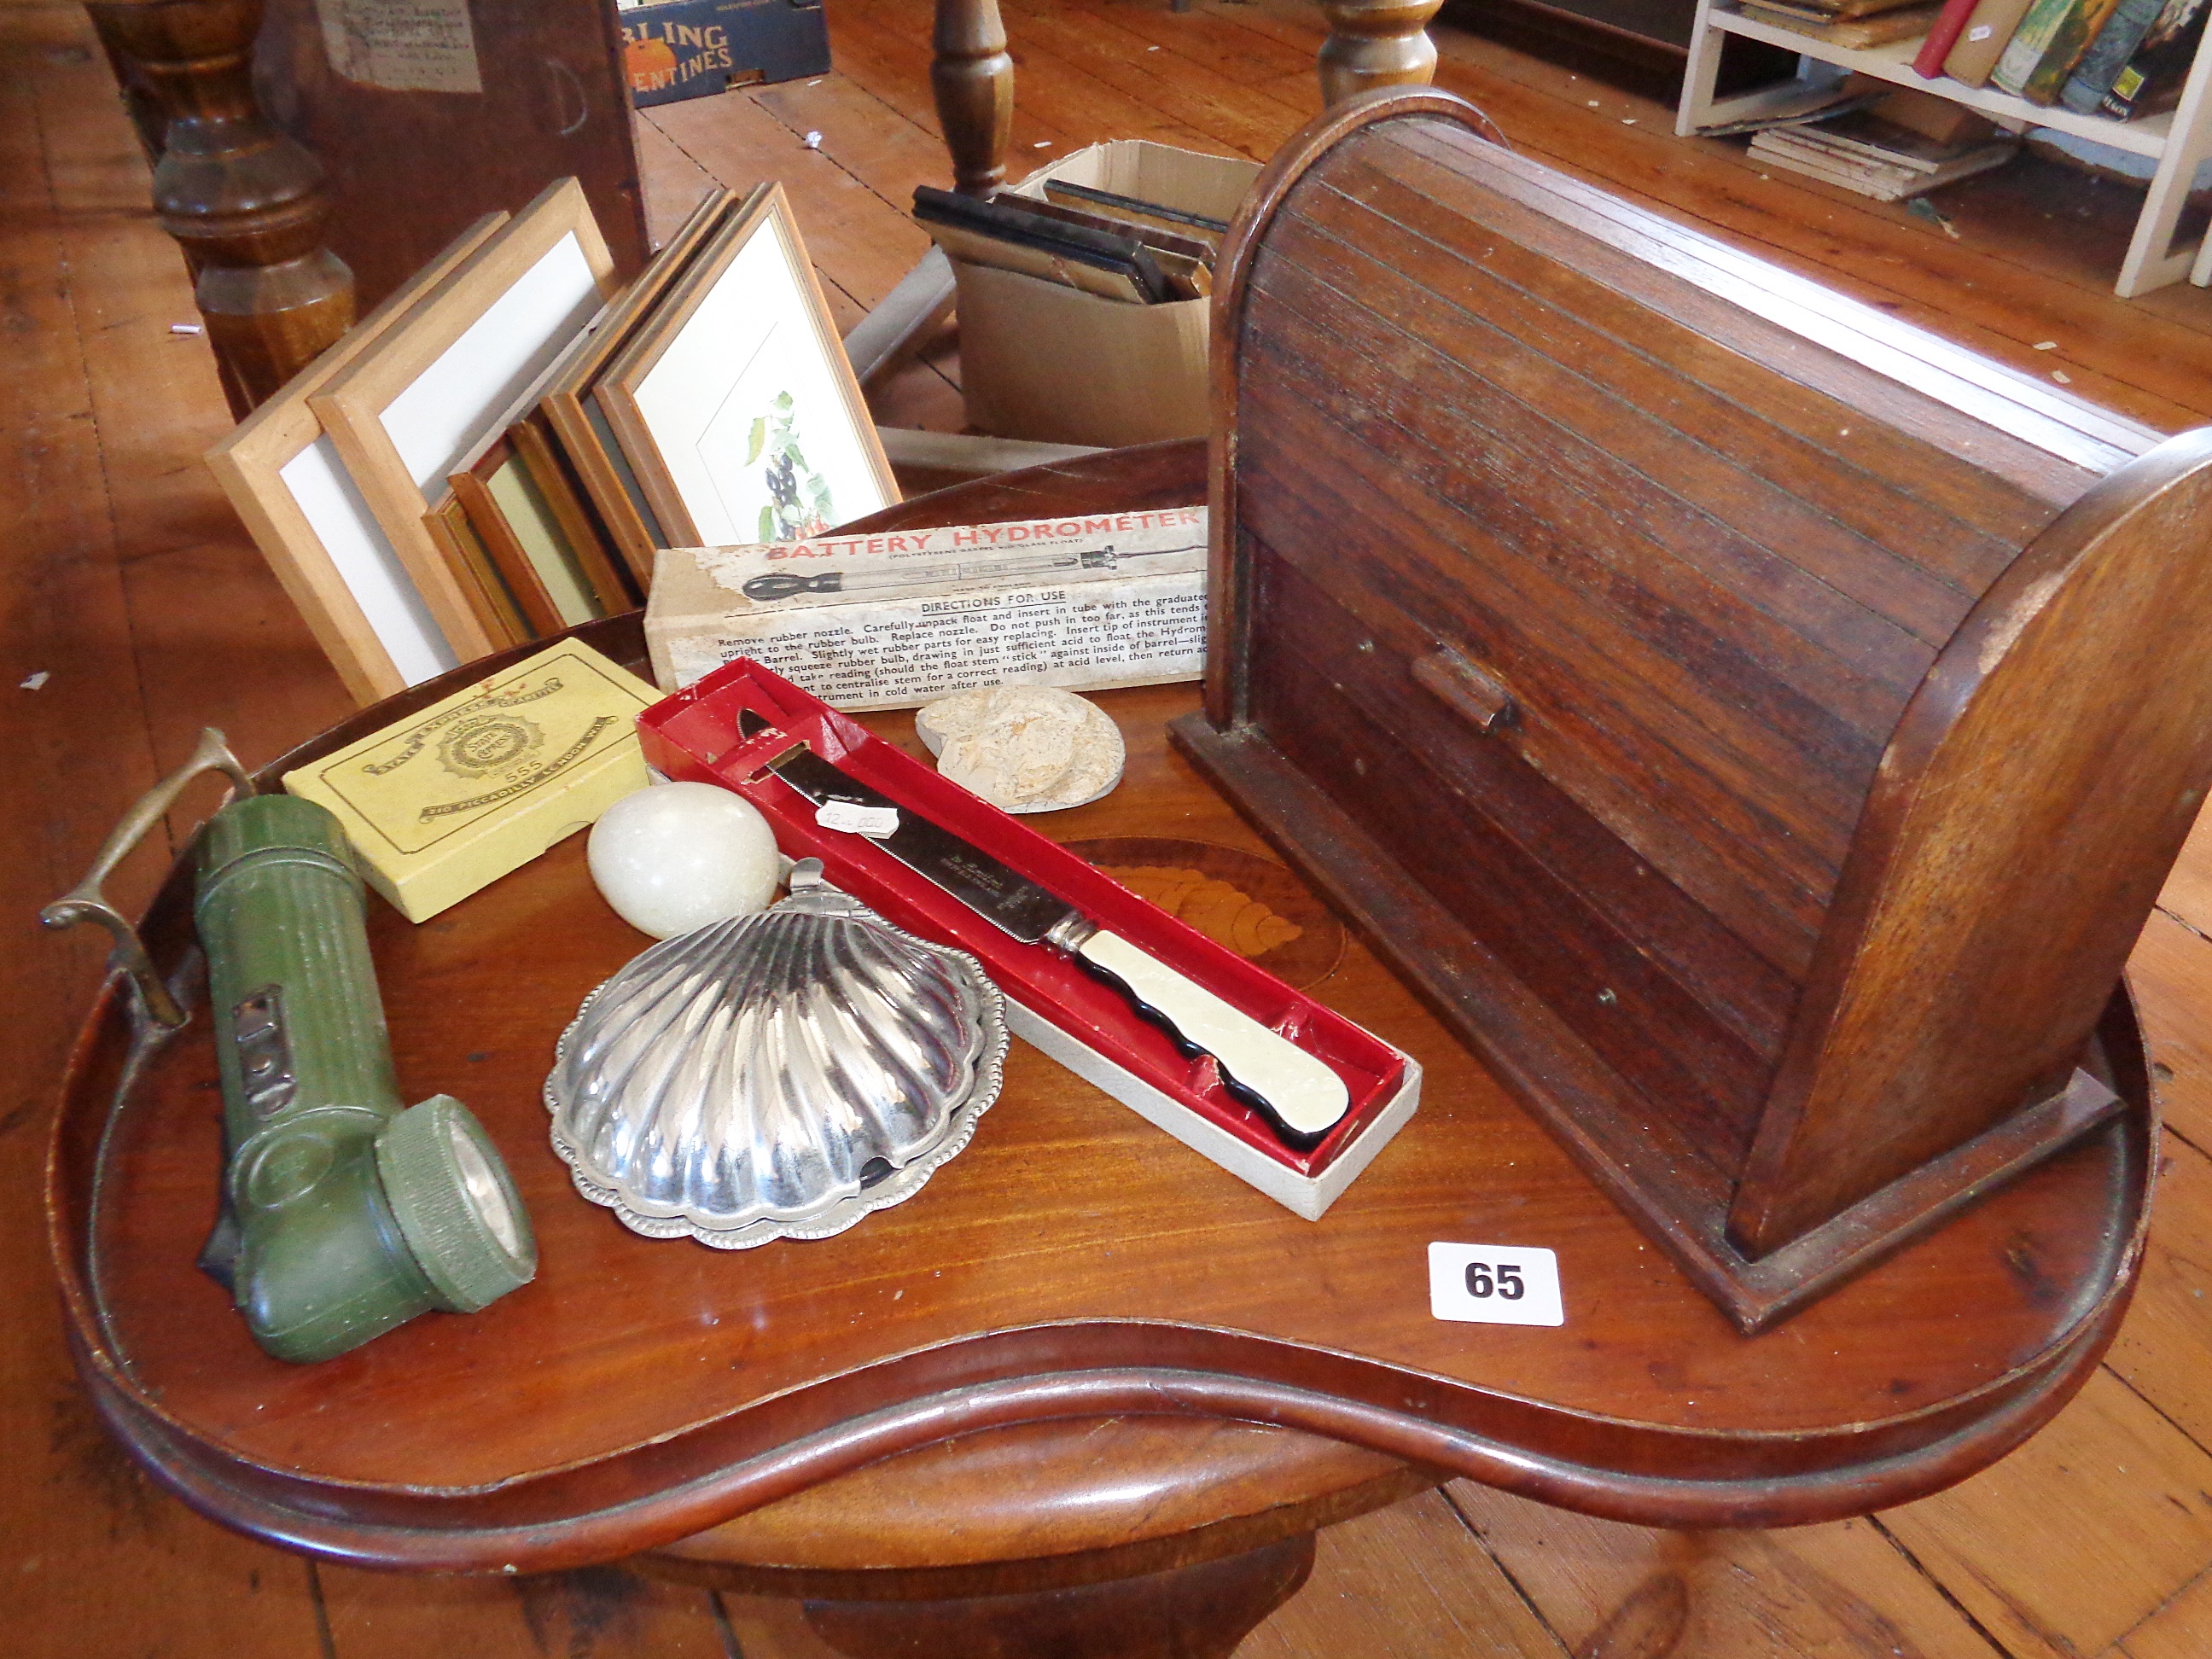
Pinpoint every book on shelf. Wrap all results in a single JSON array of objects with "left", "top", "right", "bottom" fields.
[
  {"left": 2099, "top": 0, "right": 2210, "bottom": 114},
  {"left": 1992, "top": 0, "right": 2120, "bottom": 101},
  {"left": 2060, "top": 0, "right": 2172, "bottom": 109},
  {"left": 1738, "top": 1, "right": 1943, "bottom": 43},
  {"left": 1942, "top": 0, "right": 2040, "bottom": 84},
  {"left": 1915, "top": 0, "right": 1989, "bottom": 73},
  {"left": 2041, "top": 0, "right": 2130, "bottom": 100}
]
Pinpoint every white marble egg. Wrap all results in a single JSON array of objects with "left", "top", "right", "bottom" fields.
[{"left": 588, "top": 783, "right": 782, "bottom": 939}]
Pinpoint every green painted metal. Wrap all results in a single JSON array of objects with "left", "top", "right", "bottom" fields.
[{"left": 195, "top": 795, "right": 535, "bottom": 1363}]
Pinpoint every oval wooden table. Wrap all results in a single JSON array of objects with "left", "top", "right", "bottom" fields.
[{"left": 51, "top": 442, "right": 2157, "bottom": 1658}]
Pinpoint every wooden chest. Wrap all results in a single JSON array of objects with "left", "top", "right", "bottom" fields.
[{"left": 1173, "top": 90, "right": 2212, "bottom": 1330}]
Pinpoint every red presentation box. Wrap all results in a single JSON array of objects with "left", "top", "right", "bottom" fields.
[{"left": 637, "top": 660, "right": 1421, "bottom": 1218}]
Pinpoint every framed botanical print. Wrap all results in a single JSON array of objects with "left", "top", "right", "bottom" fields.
[
  {"left": 540, "top": 185, "right": 740, "bottom": 587},
  {"left": 599, "top": 183, "right": 897, "bottom": 549}
]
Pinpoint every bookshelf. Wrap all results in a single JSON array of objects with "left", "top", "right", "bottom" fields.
[{"left": 1677, "top": 1, "right": 2212, "bottom": 294}]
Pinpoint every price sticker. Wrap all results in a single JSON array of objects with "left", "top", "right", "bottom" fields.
[
  {"left": 1427, "top": 1243, "right": 1564, "bottom": 1327},
  {"left": 816, "top": 800, "right": 901, "bottom": 838}
]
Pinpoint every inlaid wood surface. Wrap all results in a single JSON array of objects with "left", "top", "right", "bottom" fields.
[{"left": 20, "top": 0, "right": 2212, "bottom": 1654}]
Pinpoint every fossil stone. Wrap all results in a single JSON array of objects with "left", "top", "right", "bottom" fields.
[{"left": 915, "top": 685, "right": 1125, "bottom": 813}]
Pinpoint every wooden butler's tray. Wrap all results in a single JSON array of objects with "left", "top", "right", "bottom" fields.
[
  {"left": 44, "top": 452, "right": 2164, "bottom": 1573},
  {"left": 1176, "top": 90, "right": 2212, "bottom": 1333}
]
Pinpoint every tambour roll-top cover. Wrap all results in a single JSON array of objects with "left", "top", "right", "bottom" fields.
[
  {"left": 1198, "top": 92, "right": 2190, "bottom": 1328},
  {"left": 1221, "top": 109, "right": 2153, "bottom": 1143}
]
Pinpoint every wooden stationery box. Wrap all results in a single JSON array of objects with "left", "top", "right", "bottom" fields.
[{"left": 1173, "top": 89, "right": 2212, "bottom": 1332}]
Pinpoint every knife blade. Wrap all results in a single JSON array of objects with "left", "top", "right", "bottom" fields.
[{"left": 736, "top": 710, "right": 1350, "bottom": 1146}]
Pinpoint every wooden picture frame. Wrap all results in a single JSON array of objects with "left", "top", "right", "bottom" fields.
[
  {"left": 311, "top": 178, "right": 618, "bottom": 661},
  {"left": 542, "top": 185, "right": 742, "bottom": 589},
  {"left": 205, "top": 212, "right": 509, "bottom": 704},
  {"left": 600, "top": 183, "right": 898, "bottom": 550},
  {"left": 444, "top": 432, "right": 614, "bottom": 640},
  {"left": 422, "top": 486, "right": 532, "bottom": 650},
  {"left": 509, "top": 409, "right": 636, "bottom": 612}
]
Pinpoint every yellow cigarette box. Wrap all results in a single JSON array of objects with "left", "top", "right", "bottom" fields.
[{"left": 284, "top": 642, "right": 657, "bottom": 922}]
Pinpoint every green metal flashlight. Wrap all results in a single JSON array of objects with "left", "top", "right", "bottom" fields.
[{"left": 191, "top": 792, "right": 537, "bottom": 1362}]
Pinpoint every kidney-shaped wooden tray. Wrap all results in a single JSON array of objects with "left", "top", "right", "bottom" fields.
[{"left": 49, "top": 445, "right": 2156, "bottom": 1572}]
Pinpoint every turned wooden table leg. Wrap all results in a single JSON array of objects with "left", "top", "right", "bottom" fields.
[
  {"left": 1314, "top": 0, "right": 1446, "bottom": 105},
  {"left": 931, "top": 0, "right": 1014, "bottom": 195},
  {"left": 798, "top": 1533, "right": 1316, "bottom": 1659},
  {"left": 84, "top": 0, "right": 353, "bottom": 416}
]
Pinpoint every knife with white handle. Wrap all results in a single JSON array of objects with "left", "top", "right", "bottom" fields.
[{"left": 737, "top": 711, "right": 1350, "bottom": 1146}]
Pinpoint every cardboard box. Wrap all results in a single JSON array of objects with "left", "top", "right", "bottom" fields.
[
  {"left": 618, "top": 0, "right": 830, "bottom": 109},
  {"left": 640, "top": 659, "right": 1422, "bottom": 1219},
  {"left": 284, "top": 642, "right": 658, "bottom": 922},
  {"left": 952, "top": 142, "right": 1260, "bottom": 448},
  {"left": 645, "top": 506, "right": 1208, "bottom": 705}
]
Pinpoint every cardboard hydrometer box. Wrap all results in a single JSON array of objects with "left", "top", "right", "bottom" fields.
[
  {"left": 284, "top": 641, "right": 658, "bottom": 922},
  {"left": 616, "top": 0, "right": 830, "bottom": 109},
  {"left": 638, "top": 657, "right": 1423, "bottom": 1219},
  {"left": 645, "top": 505, "right": 1208, "bottom": 707},
  {"left": 953, "top": 142, "right": 1260, "bottom": 448}
]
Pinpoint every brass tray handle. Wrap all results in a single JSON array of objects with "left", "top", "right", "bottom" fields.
[{"left": 40, "top": 728, "right": 254, "bottom": 1030}]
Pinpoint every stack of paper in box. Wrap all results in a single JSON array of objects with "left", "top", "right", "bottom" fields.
[
  {"left": 1749, "top": 110, "right": 2020, "bottom": 200},
  {"left": 1738, "top": 0, "right": 1945, "bottom": 48}
]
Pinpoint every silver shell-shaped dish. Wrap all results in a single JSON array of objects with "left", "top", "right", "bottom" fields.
[{"left": 547, "top": 864, "right": 1007, "bottom": 1249}]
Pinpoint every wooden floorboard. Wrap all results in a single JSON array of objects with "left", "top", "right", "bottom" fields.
[
  {"left": 315, "top": 1562, "right": 728, "bottom": 1658},
  {"left": 13, "top": 0, "right": 2212, "bottom": 1652},
  {"left": 1239, "top": 1489, "right": 1565, "bottom": 1657},
  {"left": 1447, "top": 1487, "right": 2012, "bottom": 1658},
  {"left": 0, "top": 14, "right": 328, "bottom": 1659}
]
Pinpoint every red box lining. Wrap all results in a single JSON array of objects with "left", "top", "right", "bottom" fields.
[{"left": 638, "top": 660, "right": 1406, "bottom": 1177}]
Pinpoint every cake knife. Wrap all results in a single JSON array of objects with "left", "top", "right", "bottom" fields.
[{"left": 736, "top": 710, "right": 1350, "bottom": 1147}]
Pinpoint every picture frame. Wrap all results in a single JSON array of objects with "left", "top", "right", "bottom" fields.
[
  {"left": 541, "top": 185, "right": 742, "bottom": 589},
  {"left": 509, "top": 409, "right": 636, "bottom": 612},
  {"left": 441, "top": 428, "right": 620, "bottom": 642},
  {"left": 311, "top": 178, "right": 618, "bottom": 661},
  {"left": 205, "top": 212, "right": 509, "bottom": 704},
  {"left": 599, "top": 183, "right": 898, "bottom": 550},
  {"left": 422, "top": 486, "right": 532, "bottom": 651}
]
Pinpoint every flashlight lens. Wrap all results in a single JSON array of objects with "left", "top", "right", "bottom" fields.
[
  {"left": 375, "top": 1096, "right": 537, "bottom": 1313},
  {"left": 450, "top": 1117, "right": 526, "bottom": 1257}
]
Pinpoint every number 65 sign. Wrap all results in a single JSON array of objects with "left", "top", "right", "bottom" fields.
[{"left": 1427, "top": 1243, "right": 1564, "bottom": 1326}]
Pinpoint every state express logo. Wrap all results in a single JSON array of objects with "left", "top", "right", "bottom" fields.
[{"left": 439, "top": 713, "right": 545, "bottom": 780}]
